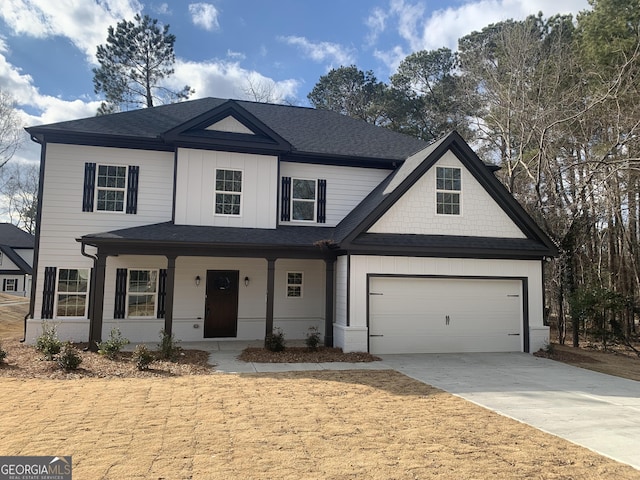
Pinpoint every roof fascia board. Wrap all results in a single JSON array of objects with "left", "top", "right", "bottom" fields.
[
  {"left": 343, "top": 244, "right": 548, "bottom": 260},
  {"left": 28, "top": 132, "right": 173, "bottom": 152},
  {"left": 282, "top": 152, "right": 398, "bottom": 170}
]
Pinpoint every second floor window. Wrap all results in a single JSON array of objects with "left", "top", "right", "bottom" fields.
[
  {"left": 436, "top": 167, "right": 461, "bottom": 215},
  {"left": 215, "top": 169, "right": 242, "bottom": 216},
  {"left": 292, "top": 178, "right": 317, "bottom": 221},
  {"left": 97, "top": 165, "right": 127, "bottom": 212}
]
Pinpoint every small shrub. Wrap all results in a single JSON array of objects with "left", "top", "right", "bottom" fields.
[
  {"left": 0, "top": 342, "right": 7, "bottom": 364},
  {"left": 157, "top": 330, "right": 182, "bottom": 361},
  {"left": 57, "top": 342, "right": 82, "bottom": 370},
  {"left": 545, "top": 342, "right": 556, "bottom": 355},
  {"left": 35, "top": 322, "right": 62, "bottom": 360},
  {"left": 265, "top": 327, "right": 286, "bottom": 352},
  {"left": 305, "top": 326, "right": 321, "bottom": 351},
  {"left": 133, "top": 344, "right": 154, "bottom": 370},
  {"left": 97, "top": 328, "right": 129, "bottom": 359}
]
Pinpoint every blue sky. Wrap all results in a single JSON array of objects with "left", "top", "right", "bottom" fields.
[{"left": 1, "top": 0, "right": 589, "bottom": 164}]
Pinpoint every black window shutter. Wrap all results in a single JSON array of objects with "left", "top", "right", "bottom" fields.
[
  {"left": 41, "top": 267, "right": 57, "bottom": 319},
  {"left": 317, "top": 179, "right": 327, "bottom": 223},
  {"left": 126, "top": 165, "right": 139, "bottom": 214},
  {"left": 157, "top": 269, "right": 167, "bottom": 319},
  {"left": 2, "top": 279, "right": 5, "bottom": 291},
  {"left": 114, "top": 268, "right": 128, "bottom": 319},
  {"left": 82, "top": 162, "right": 96, "bottom": 212},
  {"left": 281, "top": 176, "right": 291, "bottom": 221}
]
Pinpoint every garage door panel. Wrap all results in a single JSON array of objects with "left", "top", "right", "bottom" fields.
[{"left": 369, "top": 277, "right": 522, "bottom": 354}]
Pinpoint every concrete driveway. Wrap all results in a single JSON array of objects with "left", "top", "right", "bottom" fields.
[
  {"left": 204, "top": 343, "right": 640, "bottom": 470},
  {"left": 379, "top": 353, "right": 640, "bottom": 471}
]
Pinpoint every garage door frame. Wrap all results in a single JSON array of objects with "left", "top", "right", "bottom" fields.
[{"left": 366, "top": 274, "right": 529, "bottom": 353}]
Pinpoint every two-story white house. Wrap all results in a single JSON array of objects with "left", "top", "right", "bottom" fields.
[
  {"left": 24, "top": 98, "right": 556, "bottom": 354},
  {"left": 0, "top": 223, "right": 34, "bottom": 297}
]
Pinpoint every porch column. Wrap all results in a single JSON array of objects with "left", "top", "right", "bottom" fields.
[
  {"left": 265, "top": 257, "right": 276, "bottom": 346},
  {"left": 88, "top": 253, "right": 107, "bottom": 351},
  {"left": 164, "top": 255, "right": 177, "bottom": 336},
  {"left": 324, "top": 258, "right": 335, "bottom": 347}
]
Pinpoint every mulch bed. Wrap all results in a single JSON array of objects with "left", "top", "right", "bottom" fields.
[
  {"left": 238, "top": 346, "right": 381, "bottom": 363},
  {"left": 0, "top": 339, "right": 214, "bottom": 379},
  {"left": 533, "top": 346, "right": 601, "bottom": 363}
]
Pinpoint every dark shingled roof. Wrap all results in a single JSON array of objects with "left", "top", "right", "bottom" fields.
[
  {"left": 0, "top": 223, "right": 35, "bottom": 248},
  {"left": 26, "top": 97, "right": 428, "bottom": 162}
]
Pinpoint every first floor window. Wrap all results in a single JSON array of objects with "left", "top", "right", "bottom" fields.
[
  {"left": 56, "top": 269, "right": 89, "bottom": 317},
  {"left": 215, "top": 169, "right": 242, "bottom": 215},
  {"left": 127, "top": 269, "right": 158, "bottom": 317},
  {"left": 96, "top": 165, "right": 127, "bottom": 212},
  {"left": 292, "top": 178, "right": 317, "bottom": 221},
  {"left": 4, "top": 278, "right": 16, "bottom": 292},
  {"left": 287, "top": 272, "right": 303, "bottom": 298},
  {"left": 436, "top": 166, "right": 461, "bottom": 215}
]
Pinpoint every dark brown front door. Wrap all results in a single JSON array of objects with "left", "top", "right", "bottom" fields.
[{"left": 204, "top": 270, "right": 239, "bottom": 338}]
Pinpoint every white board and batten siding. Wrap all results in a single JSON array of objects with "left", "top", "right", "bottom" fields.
[
  {"left": 369, "top": 150, "right": 526, "bottom": 238},
  {"left": 174, "top": 148, "right": 278, "bottom": 228},
  {"left": 279, "top": 162, "right": 391, "bottom": 227},
  {"left": 30, "top": 144, "right": 174, "bottom": 335},
  {"left": 334, "top": 255, "right": 548, "bottom": 354}
]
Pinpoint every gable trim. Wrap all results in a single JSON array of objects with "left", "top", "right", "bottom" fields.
[
  {"left": 161, "top": 100, "right": 292, "bottom": 153},
  {"left": 340, "top": 131, "right": 558, "bottom": 255}
]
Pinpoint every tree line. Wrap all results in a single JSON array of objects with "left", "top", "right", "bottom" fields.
[{"left": 308, "top": 0, "right": 640, "bottom": 349}]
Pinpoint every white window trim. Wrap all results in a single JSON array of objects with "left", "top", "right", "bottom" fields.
[
  {"left": 4, "top": 278, "right": 16, "bottom": 292},
  {"left": 126, "top": 268, "right": 159, "bottom": 319},
  {"left": 286, "top": 271, "right": 304, "bottom": 298},
  {"left": 214, "top": 168, "right": 243, "bottom": 217},
  {"left": 53, "top": 268, "right": 90, "bottom": 319},
  {"left": 290, "top": 178, "right": 317, "bottom": 223},
  {"left": 0, "top": 252, "right": 3, "bottom": 266},
  {"left": 435, "top": 166, "right": 462, "bottom": 216},
  {"left": 95, "top": 164, "right": 128, "bottom": 214}
]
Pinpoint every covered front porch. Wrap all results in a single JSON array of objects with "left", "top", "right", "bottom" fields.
[{"left": 79, "top": 223, "right": 338, "bottom": 350}]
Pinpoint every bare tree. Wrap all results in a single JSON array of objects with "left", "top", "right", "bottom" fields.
[
  {"left": 0, "top": 162, "right": 38, "bottom": 233},
  {"left": 0, "top": 90, "right": 24, "bottom": 168}
]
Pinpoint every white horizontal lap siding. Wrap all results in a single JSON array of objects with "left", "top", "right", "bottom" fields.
[
  {"left": 279, "top": 162, "right": 391, "bottom": 226},
  {"left": 33, "top": 144, "right": 174, "bottom": 318},
  {"left": 369, "top": 151, "right": 525, "bottom": 238},
  {"left": 174, "top": 148, "right": 277, "bottom": 228}
]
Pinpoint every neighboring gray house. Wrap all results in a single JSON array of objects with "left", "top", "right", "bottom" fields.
[
  {"left": 24, "top": 98, "right": 556, "bottom": 353},
  {"left": 0, "top": 223, "right": 34, "bottom": 297}
]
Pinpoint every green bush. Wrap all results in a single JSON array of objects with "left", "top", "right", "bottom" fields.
[
  {"left": 305, "top": 326, "right": 321, "bottom": 351},
  {"left": 97, "top": 328, "right": 129, "bottom": 359},
  {"left": 57, "top": 342, "right": 82, "bottom": 370},
  {"left": 157, "top": 330, "right": 182, "bottom": 361},
  {"left": 265, "top": 327, "right": 286, "bottom": 352},
  {"left": 35, "top": 322, "right": 62, "bottom": 360},
  {"left": 0, "top": 342, "right": 7, "bottom": 364},
  {"left": 133, "top": 344, "right": 154, "bottom": 370}
]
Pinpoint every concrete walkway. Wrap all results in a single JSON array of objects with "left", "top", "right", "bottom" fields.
[{"left": 198, "top": 342, "right": 640, "bottom": 470}]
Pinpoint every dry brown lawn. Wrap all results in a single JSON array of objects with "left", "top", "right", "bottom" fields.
[{"left": 1, "top": 295, "right": 640, "bottom": 479}]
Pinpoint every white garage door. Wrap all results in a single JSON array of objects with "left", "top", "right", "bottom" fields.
[{"left": 368, "top": 276, "right": 523, "bottom": 354}]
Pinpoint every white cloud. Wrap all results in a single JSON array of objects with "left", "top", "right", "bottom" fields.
[
  {"left": 0, "top": 0, "right": 141, "bottom": 62},
  {"left": 280, "top": 36, "right": 356, "bottom": 68},
  {"left": 373, "top": 46, "right": 407, "bottom": 74},
  {"left": 169, "top": 59, "right": 299, "bottom": 103},
  {"left": 226, "top": 49, "right": 246, "bottom": 61},
  {"left": 151, "top": 2, "right": 172, "bottom": 15},
  {"left": 188, "top": 3, "right": 220, "bottom": 31},
  {"left": 365, "top": 7, "right": 388, "bottom": 46},
  {"left": 373, "top": 0, "right": 590, "bottom": 71}
]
